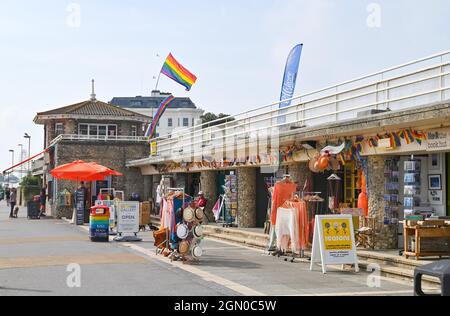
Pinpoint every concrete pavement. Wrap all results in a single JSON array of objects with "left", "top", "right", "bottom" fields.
[{"left": 0, "top": 203, "right": 424, "bottom": 296}]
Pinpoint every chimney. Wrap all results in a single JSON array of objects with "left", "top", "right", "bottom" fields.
[{"left": 151, "top": 90, "right": 161, "bottom": 97}]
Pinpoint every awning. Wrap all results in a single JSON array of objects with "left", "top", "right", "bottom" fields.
[{"left": 2, "top": 148, "right": 50, "bottom": 175}]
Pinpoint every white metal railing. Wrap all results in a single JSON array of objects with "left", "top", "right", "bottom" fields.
[
  {"left": 142, "top": 51, "right": 450, "bottom": 163},
  {"left": 50, "top": 134, "right": 148, "bottom": 146}
]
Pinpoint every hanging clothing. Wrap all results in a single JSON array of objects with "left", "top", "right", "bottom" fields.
[
  {"left": 275, "top": 207, "right": 299, "bottom": 253},
  {"left": 156, "top": 185, "right": 163, "bottom": 204},
  {"left": 289, "top": 200, "right": 309, "bottom": 249},
  {"left": 270, "top": 181, "right": 297, "bottom": 225},
  {"left": 358, "top": 172, "right": 369, "bottom": 217},
  {"left": 160, "top": 198, "right": 172, "bottom": 230}
]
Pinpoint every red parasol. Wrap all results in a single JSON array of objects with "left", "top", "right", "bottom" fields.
[{"left": 51, "top": 160, "right": 123, "bottom": 181}]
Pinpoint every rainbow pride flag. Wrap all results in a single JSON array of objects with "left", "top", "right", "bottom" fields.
[
  {"left": 161, "top": 53, "right": 197, "bottom": 91},
  {"left": 145, "top": 95, "right": 175, "bottom": 138}
]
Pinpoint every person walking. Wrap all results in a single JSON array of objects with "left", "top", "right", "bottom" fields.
[
  {"left": 9, "top": 188, "right": 17, "bottom": 218},
  {"left": 39, "top": 187, "right": 47, "bottom": 217},
  {"left": 5, "top": 187, "right": 11, "bottom": 207}
]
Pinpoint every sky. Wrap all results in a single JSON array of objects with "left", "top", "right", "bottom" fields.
[{"left": 0, "top": 0, "right": 449, "bottom": 171}]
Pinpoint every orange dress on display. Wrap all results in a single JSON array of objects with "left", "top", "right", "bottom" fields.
[
  {"left": 271, "top": 181, "right": 297, "bottom": 225},
  {"left": 358, "top": 172, "right": 369, "bottom": 217}
]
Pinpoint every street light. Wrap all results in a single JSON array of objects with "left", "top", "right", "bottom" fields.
[
  {"left": 18, "top": 144, "right": 23, "bottom": 180},
  {"left": 8, "top": 149, "right": 14, "bottom": 187},
  {"left": 24, "top": 133, "right": 31, "bottom": 174}
]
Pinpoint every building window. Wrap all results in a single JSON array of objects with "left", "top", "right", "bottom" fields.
[
  {"left": 168, "top": 118, "right": 173, "bottom": 127},
  {"left": 55, "top": 123, "right": 64, "bottom": 136},
  {"left": 108, "top": 126, "right": 117, "bottom": 137},
  {"left": 178, "top": 118, "right": 180, "bottom": 127},
  {"left": 78, "top": 124, "right": 117, "bottom": 137},
  {"left": 183, "top": 118, "right": 189, "bottom": 127},
  {"left": 98, "top": 125, "right": 107, "bottom": 136},
  {"left": 89, "top": 125, "right": 98, "bottom": 136},
  {"left": 79, "top": 124, "right": 88, "bottom": 135},
  {"left": 131, "top": 125, "right": 137, "bottom": 137},
  {"left": 192, "top": 118, "right": 195, "bottom": 127}
]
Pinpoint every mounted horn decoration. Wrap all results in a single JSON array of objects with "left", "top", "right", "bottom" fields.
[{"left": 321, "top": 142, "right": 346, "bottom": 155}]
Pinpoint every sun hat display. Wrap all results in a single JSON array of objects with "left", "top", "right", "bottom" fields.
[
  {"left": 179, "top": 240, "right": 190, "bottom": 254},
  {"left": 194, "top": 208, "right": 204, "bottom": 221},
  {"left": 193, "top": 225, "right": 203, "bottom": 238},
  {"left": 183, "top": 207, "right": 195, "bottom": 222},
  {"left": 176, "top": 223, "right": 189, "bottom": 240},
  {"left": 191, "top": 245, "right": 203, "bottom": 258}
]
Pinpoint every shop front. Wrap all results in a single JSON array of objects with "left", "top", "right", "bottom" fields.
[{"left": 361, "top": 128, "right": 450, "bottom": 256}]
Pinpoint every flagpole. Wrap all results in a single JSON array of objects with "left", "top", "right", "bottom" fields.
[{"left": 154, "top": 71, "right": 162, "bottom": 92}]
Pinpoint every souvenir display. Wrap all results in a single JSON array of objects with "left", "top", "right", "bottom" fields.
[
  {"left": 403, "top": 159, "right": 421, "bottom": 217},
  {"left": 194, "top": 208, "right": 204, "bottom": 222},
  {"left": 178, "top": 240, "right": 190, "bottom": 254},
  {"left": 191, "top": 245, "right": 203, "bottom": 258},
  {"left": 183, "top": 207, "right": 195, "bottom": 223},
  {"left": 384, "top": 158, "right": 400, "bottom": 225},
  {"left": 223, "top": 174, "right": 238, "bottom": 226},
  {"left": 176, "top": 223, "right": 189, "bottom": 239}
]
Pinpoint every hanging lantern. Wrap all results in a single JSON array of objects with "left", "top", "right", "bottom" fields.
[{"left": 317, "top": 155, "right": 330, "bottom": 170}]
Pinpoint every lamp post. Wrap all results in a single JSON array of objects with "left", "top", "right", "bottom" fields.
[
  {"left": 8, "top": 149, "right": 14, "bottom": 187},
  {"left": 24, "top": 133, "right": 31, "bottom": 174},
  {"left": 18, "top": 144, "right": 23, "bottom": 180}
]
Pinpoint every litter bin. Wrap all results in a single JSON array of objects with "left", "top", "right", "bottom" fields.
[
  {"left": 89, "top": 205, "right": 110, "bottom": 242},
  {"left": 27, "top": 201, "right": 40, "bottom": 220},
  {"left": 414, "top": 260, "right": 450, "bottom": 296}
]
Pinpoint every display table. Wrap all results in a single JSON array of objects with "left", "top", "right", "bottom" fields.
[{"left": 404, "top": 225, "right": 450, "bottom": 260}]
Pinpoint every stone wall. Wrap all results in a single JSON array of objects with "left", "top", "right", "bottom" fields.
[
  {"left": 287, "top": 162, "right": 310, "bottom": 190},
  {"left": 143, "top": 175, "right": 153, "bottom": 201},
  {"left": 50, "top": 141, "right": 148, "bottom": 218},
  {"left": 237, "top": 168, "right": 257, "bottom": 228},
  {"left": 367, "top": 155, "right": 398, "bottom": 249},
  {"left": 200, "top": 171, "right": 217, "bottom": 221}
]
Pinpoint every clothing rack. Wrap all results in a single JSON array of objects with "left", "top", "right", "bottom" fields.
[
  {"left": 157, "top": 187, "right": 185, "bottom": 261},
  {"left": 215, "top": 194, "right": 229, "bottom": 227},
  {"left": 301, "top": 191, "right": 323, "bottom": 200}
]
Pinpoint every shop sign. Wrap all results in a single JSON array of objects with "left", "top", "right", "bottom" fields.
[
  {"left": 310, "top": 215, "right": 359, "bottom": 274},
  {"left": 75, "top": 189, "right": 85, "bottom": 226},
  {"left": 427, "top": 131, "right": 450, "bottom": 152},
  {"left": 117, "top": 201, "right": 140, "bottom": 234},
  {"left": 428, "top": 190, "right": 443, "bottom": 205},
  {"left": 150, "top": 141, "right": 158, "bottom": 156}
]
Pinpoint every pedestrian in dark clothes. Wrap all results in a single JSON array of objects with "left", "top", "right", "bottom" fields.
[
  {"left": 5, "top": 187, "right": 10, "bottom": 207},
  {"left": 9, "top": 188, "right": 17, "bottom": 218},
  {"left": 39, "top": 187, "right": 47, "bottom": 217}
]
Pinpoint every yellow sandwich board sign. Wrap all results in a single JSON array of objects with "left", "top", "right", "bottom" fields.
[{"left": 310, "top": 215, "right": 359, "bottom": 274}]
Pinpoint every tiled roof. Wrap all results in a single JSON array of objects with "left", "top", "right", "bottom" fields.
[
  {"left": 36, "top": 100, "right": 151, "bottom": 118},
  {"left": 110, "top": 96, "right": 197, "bottom": 110}
]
